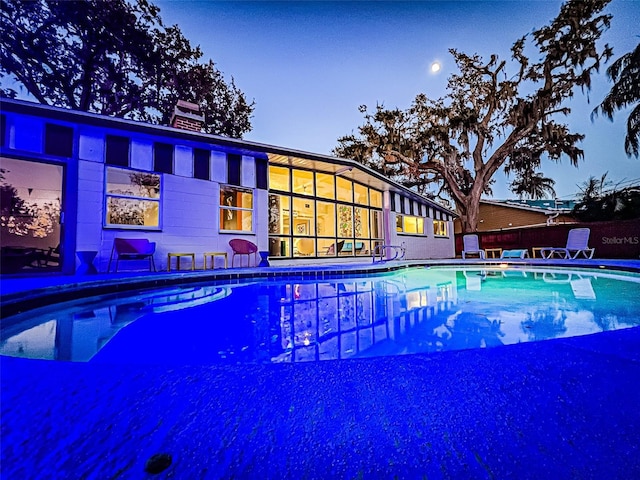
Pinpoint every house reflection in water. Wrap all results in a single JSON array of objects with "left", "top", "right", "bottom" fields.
[
  {"left": 273, "top": 273, "right": 459, "bottom": 362},
  {"left": 3, "top": 268, "right": 638, "bottom": 363}
]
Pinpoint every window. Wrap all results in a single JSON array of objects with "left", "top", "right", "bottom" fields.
[
  {"left": 396, "top": 214, "right": 425, "bottom": 234},
  {"left": 354, "top": 207, "right": 370, "bottom": 238},
  {"left": 256, "top": 158, "right": 268, "bottom": 189},
  {"left": 227, "top": 154, "right": 241, "bottom": 186},
  {"left": 316, "top": 172, "right": 334, "bottom": 199},
  {"left": 370, "top": 210, "right": 382, "bottom": 238},
  {"left": 269, "top": 166, "right": 290, "bottom": 191},
  {"left": 292, "top": 197, "right": 315, "bottom": 235},
  {"left": 338, "top": 205, "right": 353, "bottom": 237},
  {"left": 316, "top": 201, "right": 335, "bottom": 237},
  {"left": 267, "top": 164, "right": 383, "bottom": 259},
  {"left": 105, "top": 167, "right": 161, "bottom": 228},
  {"left": 220, "top": 185, "right": 253, "bottom": 232},
  {"left": 154, "top": 143, "right": 173, "bottom": 174},
  {"left": 336, "top": 177, "right": 352, "bottom": 203},
  {"left": 1, "top": 158, "right": 63, "bottom": 269},
  {"left": 269, "top": 193, "right": 290, "bottom": 235},
  {"left": 433, "top": 220, "right": 448, "bottom": 236},
  {"left": 354, "top": 183, "right": 368, "bottom": 204},
  {"left": 45, "top": 123, "right": 73, "bottom": 157},
  {"left": 369, "top": 189, "right": 382, "bottom": 208},
  {"left": 106, "top": 135, "right": 130, "bottom": 167},
  {"left": 292, "top": 169, "right": 314, "bottom": 196},
  {"left": 194, "top": 148, "right": 210, "bottom": 180}
]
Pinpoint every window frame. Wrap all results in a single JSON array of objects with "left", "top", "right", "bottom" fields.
[
  {"left": 267, "top": 165, "right": 383, "bottom": 259},
  {"left": 433, "top": 219, "right": 449, "bottom": 237},
  {"left": 219, "top": 184, "right": 254, "bottom": 233},
  {"left": 44, "top": 123, "right": 73, "bottom": 158},
  {"left": 104, "top": 166, "right": 162, "bottom": 230},
  {"left": 396, "top": 214, "right": 426, "bottom": 235}
]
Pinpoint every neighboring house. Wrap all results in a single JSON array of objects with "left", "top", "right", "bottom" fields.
[
  {"left": 0, "top": 98, "right": 456, "bottom": 274},
  {"left": 453, "top": 198, "right": 576, "bottom": 234}
]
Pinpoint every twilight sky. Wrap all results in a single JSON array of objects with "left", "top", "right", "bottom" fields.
[{"left": 157, "top": 0, "right": 639, "bottom": 200}]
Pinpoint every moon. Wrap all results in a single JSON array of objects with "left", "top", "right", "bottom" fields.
[{"left": 430, "top": 62, "right": 441, "bottom": 73}]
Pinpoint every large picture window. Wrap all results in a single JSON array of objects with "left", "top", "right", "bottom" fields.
[
  {"left": 268, "top": 164, "right": 383, "bottom": 258},
  {"left": 220, "top": 185, "right": 253, "bottom": 232},
  {"left": 105, "top": 167, "right": 160, "bottom": 228}
]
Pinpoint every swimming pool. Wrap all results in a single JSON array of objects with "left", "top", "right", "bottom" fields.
[{"left": 2, "top": 265, "right": 639, "bottom": 364}]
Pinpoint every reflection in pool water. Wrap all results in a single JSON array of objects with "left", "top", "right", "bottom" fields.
[{"left": 1, "top": 267, "right": 639, "bottom": 364}]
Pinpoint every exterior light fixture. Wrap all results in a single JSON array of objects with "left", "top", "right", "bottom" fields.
[{"left": 334, "top": 166, "right": 353, "bottom": 175}]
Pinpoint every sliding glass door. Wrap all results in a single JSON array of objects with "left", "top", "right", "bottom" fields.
[{"left": 0, "top": 157, "right": 63, "bottom": 273}]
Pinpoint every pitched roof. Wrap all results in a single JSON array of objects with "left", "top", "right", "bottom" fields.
[{"left": 481, "top": 198, "right": 576, "bottom": 214}]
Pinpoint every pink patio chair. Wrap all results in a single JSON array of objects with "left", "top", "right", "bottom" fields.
[{"left": 229, "top": 239, "right": 258, "bottom": 267}]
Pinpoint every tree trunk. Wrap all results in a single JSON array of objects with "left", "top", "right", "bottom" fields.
[{"left": 457, "top": 190, "right": 481, "bottom": 233}]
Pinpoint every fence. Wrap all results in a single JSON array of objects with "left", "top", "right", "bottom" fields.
[{"left": 454, "top": 219, "right": 640, "bottom": 259}]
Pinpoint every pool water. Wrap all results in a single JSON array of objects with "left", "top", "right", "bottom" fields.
[{"left": 1, "top": 266, "right": 639, "bottom": 364}]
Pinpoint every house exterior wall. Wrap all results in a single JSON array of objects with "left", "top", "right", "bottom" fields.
[
  {"left": 385, "top": 189, "right": 455, "bottom": 260},
  {"left": 1, "top": 99, "right": 457, "bottom": 274}
]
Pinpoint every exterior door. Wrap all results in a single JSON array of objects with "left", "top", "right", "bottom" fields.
[{"left": 0, "top": 157, "right": 64, "bottom": 274}]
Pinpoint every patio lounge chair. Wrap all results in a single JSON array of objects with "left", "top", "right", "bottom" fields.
[
  {"left": 462, "top": 234, "right": 485, "bottom": 259},
  {"left": 325, "top": 240, "right": 345, "bottom": 256},
  {"left": 540, "top": 228, "right": 595, "bottom": 259},
  {"left": 501, "top": 249, "right": 530, "bottom": 259},
  {"left": 341, "top": 241, "right": 365, "bottom": 254},
  {"left": 229, "top": 239, "right": 258, "bottom": 267},
  {"left": 108, "top": 238, "right": 156, "bottom": 272}
]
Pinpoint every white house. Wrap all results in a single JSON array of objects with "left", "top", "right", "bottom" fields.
[{"left": 0, "top": 98, "right": 456, "bottom": 274}]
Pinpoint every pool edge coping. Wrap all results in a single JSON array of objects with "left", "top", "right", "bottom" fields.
[{"left": 2, "top": 258, "right": 639, "bottom": 319}]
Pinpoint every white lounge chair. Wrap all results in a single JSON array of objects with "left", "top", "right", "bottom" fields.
[
  {"left": 540, "top": 228, "right": 595, "bottom": 259},
  {"left": 462, "top": 234, "right": 485, "bottom": 259}
]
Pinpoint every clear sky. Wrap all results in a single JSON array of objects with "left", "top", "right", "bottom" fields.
[{"left": 155, "top": 0, "right": 639, "bottom": 200}]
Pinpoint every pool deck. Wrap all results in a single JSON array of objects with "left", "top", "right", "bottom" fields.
[{"left": 2, "top": 259, "right": 640, "bottom": 478}]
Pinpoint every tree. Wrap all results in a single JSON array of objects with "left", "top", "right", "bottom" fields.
[
  {"left": 592, "top": 42, "right": 640, "bottom": 157},
  {"left": 334, "top": 0, "right": 613, "bottom": 233},
  {"left": 510, "top": 172, "right": 556, "bottom": 200},
  {"left": 0, "top": 0, "right": 254, "bottom": 137},
  {"left": 572, "top": 173, "right": 640, "bottom": 221}
]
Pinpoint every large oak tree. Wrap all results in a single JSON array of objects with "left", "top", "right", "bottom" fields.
[
  {"left": 0, "top": 0, "right": 254, "bottom": 137},
  {"left": 334, "top": 0, "right": 613, "bottom": 233}
]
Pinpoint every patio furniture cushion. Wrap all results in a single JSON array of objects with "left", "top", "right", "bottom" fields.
[{"left": 501, "top": 249, "right": 530, "bottom": 259}]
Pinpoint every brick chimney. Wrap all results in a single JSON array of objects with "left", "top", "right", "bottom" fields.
[{"left": 170, "top": 100, "right": 204, "bottom": 132}]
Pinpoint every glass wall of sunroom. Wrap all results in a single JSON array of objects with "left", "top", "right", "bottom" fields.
[{"left": 268, "top": 165, "right": 384, "bottom": 258}]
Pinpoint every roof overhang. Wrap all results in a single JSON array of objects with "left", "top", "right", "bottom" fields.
[{"left": 1, "top": 97, "right": 457, "bottom": 216}]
